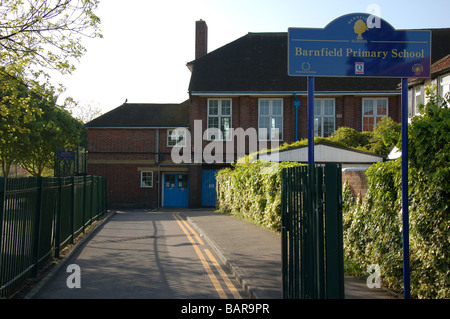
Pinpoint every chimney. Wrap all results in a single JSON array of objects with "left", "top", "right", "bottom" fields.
[{"left": 195, "top": 20, "right": 208, "bottom": 59}]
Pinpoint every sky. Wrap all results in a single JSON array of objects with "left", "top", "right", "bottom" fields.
[{"left": 53, "top": 0, "right": 450, "bottom": 118}]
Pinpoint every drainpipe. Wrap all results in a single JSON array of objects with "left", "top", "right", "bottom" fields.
[
  {"left": 155, "top": 128, "right": 160, "bottom": 208},
  {"left": 293, "top": 93, "right": 301, "bottom": 141}
]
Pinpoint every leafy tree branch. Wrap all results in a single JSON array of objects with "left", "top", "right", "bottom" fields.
[{"left": 0, "top": 0, "right": 102, "bottom": 76}]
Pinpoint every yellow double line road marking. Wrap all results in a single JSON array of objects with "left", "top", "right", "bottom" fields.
[{"left": 172, "top": 213, "right": 242, "bottom": 299}]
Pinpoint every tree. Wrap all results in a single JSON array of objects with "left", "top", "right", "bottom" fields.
[
  {"left": 0, "top": 68, "right": 43, "bottom": 176},
  {"left": 329, "top": 126, "right": 371, "bottom": 149},
  {"left": 329, "top": 118, "right": 401, "bottom": 156},
  {"left": 0, "top": 69, "right": 82, "bottom": 176},
  {"left": 19, "top": 97, "right": 83, "bottom": 176},
  {"left": 72, "top": 100, "right": 103, "bottom": 124},
  {"left": 343, "top": 87, "right": 449, "bottom": 298},
  {"left": 369, "top": 117, "right": 401, "bottom": 155},
  {"left": 0, "top": 0, "right": 102, "bottom": 78},
  {"left": 407, "top": 86, "right": 449, "bottom": 298},
  {"left": 1, "top": 0, "right": 102, "bottom": 176}
]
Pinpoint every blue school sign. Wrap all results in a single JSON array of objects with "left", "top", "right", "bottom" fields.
[
  {"left": 288, "top": 13, "right": 432, "bottom": 299},
  {"left": 288, "top": 13, "right": 431, "bottom": 78}
]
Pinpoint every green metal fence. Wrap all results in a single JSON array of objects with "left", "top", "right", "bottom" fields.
[
  {"left": 0, "top": 176, "right": 107, "bottom": 297},
  {"left": 281, "top": 164, "right": 344, "bottom": 299}
]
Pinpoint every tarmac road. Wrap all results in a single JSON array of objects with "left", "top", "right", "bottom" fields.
[{"left": 31, "top": 210, "right": 246, "bottom": 299}]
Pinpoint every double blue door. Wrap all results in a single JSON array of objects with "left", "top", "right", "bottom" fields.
[
  {"left": 202, "top": 170, "right": 219, "bottom": 207},
  {"left": 164, "top": 174, "right": 189, "bottom": 207}
]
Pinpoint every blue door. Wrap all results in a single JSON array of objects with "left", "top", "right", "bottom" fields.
[
  {"left": 202, "top": 170, "right": 219, "bottom": 207},
  {"left": 164, "top": 174, "right": 189, "bottom": 207}
]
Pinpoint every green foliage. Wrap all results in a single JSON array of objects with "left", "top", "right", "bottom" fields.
[
  {"left": 217, "top": 160, "right": 303, "bottom": 232},
  {"left": 328, "top": 126, "right": 371, "bottom": 149},
  {"left": 343, "top": 87, "right": 449, "bottom": 298},
  {"left": 328, "top": 119, "right": 400, "bottom": 155},
  {"left": 370, "top": 117, "right": 401, "bottom": 155},
  {"left": 408, "top": 86, "right": 449, "bottom": 299},
  {"left": 20, "top": 100, "right": 83, "bottom": 176},
  {"left": 276, "top": 120, "right": 400, "bottom": 157},
  {"left": 0, "top": 71, "right": 83, "bottom": 176},
  {"left": 0, "top": 0, "right": 102, "bottom": 76},
  {"left": 1, "top": 0, "right": 101, "bottom": 176},
  {"left": 0, "top": 70, "right": 42, "bottom": 176},
  {"left": 343, "top": 160, "right": 404, "bottom": 290}
]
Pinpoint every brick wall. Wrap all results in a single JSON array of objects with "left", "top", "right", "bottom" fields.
[
  {"left": 342, "top": 170, "right": 369, "bottom": 199},
  {"left": 88, "top": 94, "right": 400, "bottom": 208},
  {"left": 195, "top": 20, "right": 208, "bottom": 59},
  {"left": 189, "top": 165, "right": 202, "bottom": 208},
  {"left": 190, "top": 94, "right": 401, "bottom": 154},
  {"left": 89, "top": 163, "right": 158, "bottom": 208},
  {"left": 87, "top": 128, "right": 190, "bottom": 208}
]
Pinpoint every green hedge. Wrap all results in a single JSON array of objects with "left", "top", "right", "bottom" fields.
[
  {"left": 343, "top": 161, "right": 405, "bottom": 291},
  {"left": 343, "top": 87, "right": 449, "bottom": 298},
  {"left": 217, "top": 160, "right": 303, "bottom": 232}
]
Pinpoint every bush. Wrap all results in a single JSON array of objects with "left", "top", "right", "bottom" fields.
[
  {"left": 343, "top": 87, "right": 449, "bottom": 298},
  {"left": 329, "top": 126, "right": 371, "bottom": 149},
  {"left": 343, "top": 160, "right": 404, "bottom": 290},
  {"left": 217, "top": 160, "right": 303, "bottom": 232}
]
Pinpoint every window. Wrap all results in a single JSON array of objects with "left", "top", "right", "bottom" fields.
[
  {"left": 314, "top": 99, "right": 335, "bottom": 137},
  {"left": 440, "top": 74, "right": 450, "bottom": 104},
  {"left": 258, "top": 99, "right": 283, "bottom": 140},
  {"left": 362, "top": 98, "right": 388, "bottom": 132},
  {"left": 167, "top": 128, "right": 186, "bottom": 147},
  {"left": 178, "top": 175, "right": 188, "bottom": 188},
  {"left": 207, "top": 99, "right": 232, "bottom": 140},
  {"left": 413, "top": 86, "right": 424, "bottom": 116},
  {"left": 165, "top": 174, "right": 175, "bottom": 188},
  {"left": 140, "top": 171, "right": 153, "bottom": 188}
]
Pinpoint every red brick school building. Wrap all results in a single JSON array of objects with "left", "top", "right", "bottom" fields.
[{"left": 86, "top": 20, "right": 450, "bottom": 209}]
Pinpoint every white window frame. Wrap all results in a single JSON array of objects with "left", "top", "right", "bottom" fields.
[
  {"left": 258, "top": 98, "right": 283, "bottom": 141},
  {"left": 439, "top": 74, "right": 450, "bottom": 103},
  {"left": 207, "top": 99, "right": 232, "bottom": 141},
  {"left": 362, "top": 98, "right": 389, "bottom": 132},
  {"left": 413, "top": 85, "right": 424, "bottom": 116},
  {"left": 167, "top": 128, "right": 187, "bottom": 147},
  {"left": 314, "top": 98, "right": 335, "bottom": 137},
  {"left": 140, "top": 171, "right": 153, "bottom": 188}
]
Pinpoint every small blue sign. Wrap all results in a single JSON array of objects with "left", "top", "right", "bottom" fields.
[
  {"left": 288, "top": 13, "right": 431, "bottom": 78},
  {"left": 58, "top": 148, "right": 75, "bottom": 161}
]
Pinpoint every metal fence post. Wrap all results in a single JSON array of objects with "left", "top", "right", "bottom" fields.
[
  {"left": 91, "top": 176, "right": 95, "bottom": 220},
  {"left": 104, "top": 177, "right": 108, "bottom": 214},
  {"left": 70, "top": 176, "right": 75, "bottom": 244},
  {"left": 324, "top": 164, "right": 345, "bottom": 298},
  {"left": 316, "top": 165, "right": 325, "bottom": 299},
  {"left": 82, "top": 175, "right": 86, "bottom": 233},
  {"left": 0, "top": 177, "right": 5, "bottom": 294},
  {"left": 32, "top": 177, "right": 43, "bottom": 277},
  {"left": 281, "top": 164, "right": 344, "bottom": 299},
  {"left": 281, "top": 169, "right": 287, "bottom": 298},
  {"left": 54, "top": 178, "right": 62, "bottom": 258},
  {"left": 97, "top": 176, "right": 101, "bottom": 218}
]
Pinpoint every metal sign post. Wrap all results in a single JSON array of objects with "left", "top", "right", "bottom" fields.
[
  {"left": 308, "top": 77, "right": 314, "bottom": 166},
  {"left": 401, "top": 77, "right": 411, "bottom": 299},
  {"left": 288, "top": 13, "right": 431, "bottom": 299}
]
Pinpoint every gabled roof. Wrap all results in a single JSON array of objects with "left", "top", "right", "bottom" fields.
[
  {"left": 259, "top": 142, "right": 384, "bottom": 164},
  {"left": 428, "top": 28, "right": 450, "bottom": 64},
  {"left": 188, "top": 29, "right": 450, "bottom": 95},
  {"left": 85, "top": 100, "right": 189, "bottom": 128},
  {"left": 431, "top": 53, "right": 450, "bottom": 75},
  {"left": 409, "top": 53, "right": 450, "bottom": 87}
]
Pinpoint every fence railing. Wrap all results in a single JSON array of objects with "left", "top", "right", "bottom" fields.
[
  {"left": 0, "top": 175, "right": 107, "bottom": 297},
  {"left": 281, "top": 164, "right": 344, "bottom": 299}
]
